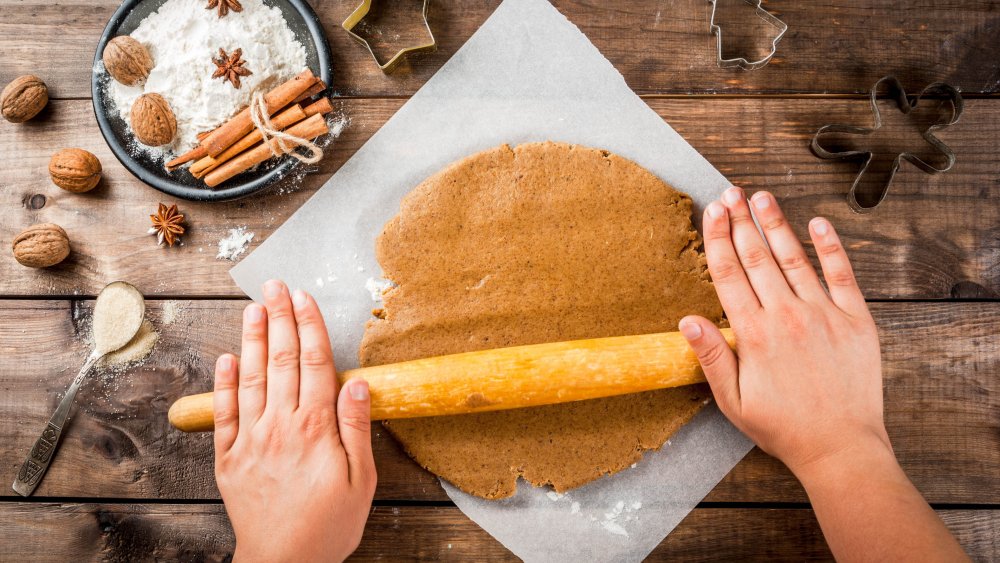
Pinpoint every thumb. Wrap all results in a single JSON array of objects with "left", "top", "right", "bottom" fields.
[
  {"left": 337, "top": 378, "right": 377, "bottom": 495},
  {"left": 679, "top": 316, "right": 741, "bottom": 416}
]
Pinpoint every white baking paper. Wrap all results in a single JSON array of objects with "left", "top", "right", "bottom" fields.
[{"left": 231, "top": 0, "right": 754, "bottom": 560}]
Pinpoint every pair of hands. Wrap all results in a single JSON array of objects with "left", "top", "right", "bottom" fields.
[{"left": 211, "top": 188, "right": 908, "bottom": 560}]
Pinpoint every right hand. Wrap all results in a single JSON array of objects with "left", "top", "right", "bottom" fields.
[{"left": 679, "top": 188, "right": 890, "bottom": 475}]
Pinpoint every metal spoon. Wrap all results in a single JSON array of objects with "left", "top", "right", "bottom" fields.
[{"left": 12, "top": 281, "right": 145, "bottom": 496}]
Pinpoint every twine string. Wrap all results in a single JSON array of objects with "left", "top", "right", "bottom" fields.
[{"left": 249, "top": 91, "right": 323, "bottom": 165}]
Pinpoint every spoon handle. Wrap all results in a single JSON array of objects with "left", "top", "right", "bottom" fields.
[{"left": 12, "top": 354, "right": 100, "bottom": 496}]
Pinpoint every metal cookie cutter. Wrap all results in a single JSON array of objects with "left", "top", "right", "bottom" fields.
[
  {"left": 708, "top": 0, "right": 787, "bottom": 70},
  {"left": 343, "top": 0, "right": 437, "bottom": 73},
  {"left": 811, "top": 75, "right": 964, "bottom": 213}
]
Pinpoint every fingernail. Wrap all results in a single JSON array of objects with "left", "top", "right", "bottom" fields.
[
  {"left": 723, "top": 187, "right": 743, "bottom": 205},
  {"left": 292, "top": 289, "right": 308, "bottom": 309},
  {"left": 245, "top": 304, "right": 265, "bottom": 323},
  {"left": 706, "top": 201, "right": 724, "bottom": 219},
  {"left": 752, "top": 192, "right": 771, "bottom": 209},
  {"left": 217, "top": 355, "right": 234, "bottom": 372},
  {"left": 812, "top": 218, "right": 829, "bottom": 236},
  {"left": 349, "top": 380, "right": 369, "bottom": 401},
  {"left": 679, "top": 320, "right": 702, "bottom": 340},
  {"left": 263, "top": 280, "right": 283, "bottom": 299}
]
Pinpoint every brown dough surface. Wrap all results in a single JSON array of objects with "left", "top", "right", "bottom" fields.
[{"left": 360, "top": 142, "right": 725, "bottom": 499}]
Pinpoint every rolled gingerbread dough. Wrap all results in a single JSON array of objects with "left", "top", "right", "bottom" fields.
[{"left": 359, "top": 142, "right": 725, "bottom": 499}]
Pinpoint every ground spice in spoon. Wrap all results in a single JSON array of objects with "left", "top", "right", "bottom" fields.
[{"left": 91, "top": 282, "right": 158, "bottom": 366}]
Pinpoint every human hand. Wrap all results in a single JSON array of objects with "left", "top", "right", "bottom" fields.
[
  {"left": 679, "top": 188, "right": 890, "bottom": 476},
  {"left": 213, "top": 280, "right": 376, "bottom": 562}
]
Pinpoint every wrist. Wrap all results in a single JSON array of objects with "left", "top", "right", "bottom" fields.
[{"left": 788, "top": 430, "right": 898, "bottom": 491}]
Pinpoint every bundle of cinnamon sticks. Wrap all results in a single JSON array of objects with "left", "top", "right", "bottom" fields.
[{"left": 165, "top": 69, "right": 333, "bottom": 188}]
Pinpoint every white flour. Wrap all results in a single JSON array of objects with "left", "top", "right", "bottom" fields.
[
  {"left": 105, "top": 0, "right": 307, "bottom": 156},
  {"left": 217, "top": 227, "right": 255, "bottom": 261}
]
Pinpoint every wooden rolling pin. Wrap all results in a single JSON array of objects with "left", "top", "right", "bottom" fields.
[{"left": 168, "top": 328, "right": 735, "bottom": 432}]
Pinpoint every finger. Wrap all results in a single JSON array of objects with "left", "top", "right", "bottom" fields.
[
  {"left": 213, "top": 354, "right": 240, "bottom": 454},
  {"left": 679, "top": 316, "right": 741, "bottom": 418},
  {"left": 749, "top": 191, "right": 827, "bottom": 303},
  {"left": 703, "top": 199, "right": 762, "bottom": 318},
  {"left": 238, "top": 303, "right": 268, "bottom": 431},
  {"left": 721, "top": 187, "right": 795, "bottom": 307},
  {"left": 810, "top": 218, "right": 869, "bottom": 317},
  {"left": 337, "top": 379, "right": 377, "bottom": 495},
  {"left": 292, "top": 289, "right": 338, "bottom": 411},
  {"left": 263, "top": 279, "right": 301, "bottom": 411}
]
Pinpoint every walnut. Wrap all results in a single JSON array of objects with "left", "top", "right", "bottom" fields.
[
  {"left": 130, "top": 93, "right": 176, "bottom": 146},
  {"left": 103, "top": 36, "right": 153, "bottom": 86},
  {"left": 1, "top": 75, "right": 49, "bottom": 123},
  {"left": 49, "top": 148, "right": 102, "bottom": 193},
  {"left": 12, "top": 223, "right": 70, "bottom": 268}
]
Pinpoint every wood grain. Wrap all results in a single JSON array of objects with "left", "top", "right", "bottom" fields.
[
  {"left": 1, "top": 502, "right": 996, "bottom": 561},
  {"left": 1, "top": 97, "right": 997, "bottom": 298},
  {"left": 1, "top": 300, "right": 996, "bottom": 503},
  {"left": 2, "top": 0, "right": 999, "bottom": 99}
]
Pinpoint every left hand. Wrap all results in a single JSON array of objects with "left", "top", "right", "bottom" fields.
[{"left": 213, "top": 280, "right": 377, "bottom": 562}]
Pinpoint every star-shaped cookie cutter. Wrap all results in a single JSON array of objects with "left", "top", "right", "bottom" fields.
[
  {"left": 342, "top": 0, "right": 437, "bottom": 74},
  {"left": 708, "top": 0, "right": 787, "bottom": 70},
  {"left": 811, "top": 76, "right": 964, "bottom": 213}
]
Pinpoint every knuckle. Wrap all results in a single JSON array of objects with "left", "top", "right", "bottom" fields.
[
  {"left": 729, "top": 212, "right": 754, "bottom": 226},
  {"left": 777, "top": 252, "right": 811, "bottom": 271},
  {"left": 817, "top": 240, "right": 844, "bottom": 257},
  {"left": 269, "top": 348, "right": 300, "bottom": 371},
  {"left": 267, "top": 305, "right": 294, "bottom": 321},
  {"left": 698, "top": 341, "right": 729, "bottom": 369},
  {"left": 738, "top": 246, "right": 772, "bottom": 270},
  {"left": 299, "top": 408, "right": 336, "bottom": 439},
  {"left": 711, "top": 258, "right": 744, "bottom": 283},
  {"left": 826, "top": 269, "right": 857, "bottom": 287},
  {"left": 238, "top": 369, "right": 267, "bottom": 390},
  {"left": 214, "top": 407, "right": 239, "bottom": 427},
  {"left": 299, "top": 347, "right": 332, "bottom": 370},
  {"left": 761, "top": 215, "right": 786, "bottom": 231},
  {"left": 341, "top": 413, "right": 371, "bottom": 435}
]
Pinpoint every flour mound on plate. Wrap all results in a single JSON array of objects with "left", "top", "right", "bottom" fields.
[{"left": 360, "top": 142, "right": 725, "bottom": 500}]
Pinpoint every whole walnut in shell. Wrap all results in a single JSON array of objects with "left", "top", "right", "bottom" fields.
[
  {"left": 103, "top": 36, "right": 153, "bottom": 86},
  {"left": 1, "top": 75, "right": 48, "bottom": 123},
  {"left": 130, "top": 93, "right": 176, "bottom": 146},
  {"left": 49, "top": 148, "right": 102, "bottom": 193},
  {"left": 12, "top": 223, "right": 70, "bottom": 268}
]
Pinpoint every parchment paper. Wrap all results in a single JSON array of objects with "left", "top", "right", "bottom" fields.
[{"left": 232, "top": 0, "right": 754, "bottom": 560}]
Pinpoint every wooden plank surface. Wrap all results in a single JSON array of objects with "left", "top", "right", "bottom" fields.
[
  {"left": 1, "top": 502, "right": 996, "bottom": 561},
  {"left": 1, "top": 300, "right": 996, "bottom": 503},
  {"left": 2, "top": 0, "right": 999, "bottom": 99},
  {"left": 1, "top": 97, "right": 997, "bottom": 299}
]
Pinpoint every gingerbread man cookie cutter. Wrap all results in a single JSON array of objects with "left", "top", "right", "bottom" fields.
[
  {"left": 811, "top": 76, "right": 964, "bottom": 213},
  {"left": 708, "top": 0, "right": 788, "bottom": 70},
  {"left": 342, "top": 0, "right": 437, "bottom": 73}
]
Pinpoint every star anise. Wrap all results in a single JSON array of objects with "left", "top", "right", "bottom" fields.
[
  {"left": 206, "top": 0, "right": 242, "bottom": 18},
  {"left": 148, "top": 203, "right": 185, "bottom": 247},
  {"left": 212, "top": 48, "right": 252, "bottom": 89}
]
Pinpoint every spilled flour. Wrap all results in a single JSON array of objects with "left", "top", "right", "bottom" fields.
[{"left": 217, "top": 227, "right": 255, "bottom": 261}]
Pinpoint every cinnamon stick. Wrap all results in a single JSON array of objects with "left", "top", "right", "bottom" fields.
[
  {"left": 204, "top": 113, "right": 329, "bottom": 188},
  {"left": 191, "top": 104, "right": 308, "bottom": 178},
  {"left": 292, "top": 79, "right": 327, "bottom": 105},
  {"left": 200, "top": 69, "right": 316, "bottom": 158},
  {"left": 165, "top": 145, "right": 208, "bottom": 171},
  {"left": 303, "top": 97, "right": 333, "bottom": 117},
  {"left": 191, "top": 99, "right": 336, "bottom": 179}
]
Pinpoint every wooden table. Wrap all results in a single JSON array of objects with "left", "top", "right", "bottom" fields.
[{"left": 2, "top": 1, "right": 998, "bottom": 560}]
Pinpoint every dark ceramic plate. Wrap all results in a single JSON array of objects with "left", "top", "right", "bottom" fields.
[{"left": 92, "top": 0, "right": 332, "bottom": 201}]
